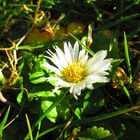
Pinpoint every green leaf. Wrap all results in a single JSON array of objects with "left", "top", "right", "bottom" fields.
[
  {"left": 41, "top": 91, "right": 59, "bottom": 123},
  {"left": 17, "top": 91, "right": 24, "bottom": 105},
  {"left": 28, "top": 85, "right": 53, "bottom": 101},
  {"left": 29, "top": 72, "right": 47, "bottom": 84},
  {"left": 27, "top": 86, "right": 53, "bottom": 114},
  {"left": 47, "top": 0, "right": 55, "bottom": 5},
  {"left": 0, "top": 106, "right": 10, "bottom": 137},
  {"left": 24, "top": 90, "right": 68, "bottom": 140},
  {"left": 41, "top": 90, "right": 70, "bottom": 123},
  {"left": 89, "top": 126, "right": 111, "bottom": 139},
  {"left": 74, "top": 108, "right": 83, "bottom": 120},
  {"left": 78, "top": 126, "right": 112, "bottom": 140},
  {"left": 33, "top": 90, "right": 67, "bottom": 127}
]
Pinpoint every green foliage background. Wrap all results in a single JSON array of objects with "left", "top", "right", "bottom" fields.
[{"left": 0, "top": 0, "right": 140, "bottom": 140}]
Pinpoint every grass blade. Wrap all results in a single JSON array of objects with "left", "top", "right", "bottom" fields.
[
  {"left": 95, "top": 13, "right": 140, "bottom": 32},
  {"left": 35, "top": 122, "right": 41, "bottom": 140},
  {"left": 25, "top": 114, "right": 33, "bottom": 140},
  {"left": 69, "top": 33, "right": 95, "bottom": 56},
  {"left": 0, "top": 106, "right": 10, "bottom": 137},
  {"left": 18, "top": 44, "right": 45, "bottom": 50},
  {"left": 73, "top": 105, "right": 140, "bottom": 125},
  {"left": 124, "top": 32, "right": 132, "bottom": 84},
  {"left": 111, "top": 70, "right": 131, "bottom": 102},
  {"left": 117, "top": 78, "right": 132, "bottom": 102},
  {"left": 38, "top": 124, "right": 64, "bottom": 138}
]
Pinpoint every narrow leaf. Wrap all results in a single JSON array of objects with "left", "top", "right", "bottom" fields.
[
  {"left": 25, "top": 114, "right": 33, "bottom": 140},
  {"left": 18, "top": 44, "right": 45, "bottom": 50},
  {"left": 35, "top": 122, "right": 41, "bottom": 140},
  {"left": 69, "top": 33, "right": 95, "bottom": 56},
  {"left": 0, "top": 106, "right": 10, "bottom": 136},
  {"left": 124, "top": 32, "right": 132, "bottom": 84},
  {"left": 73, "top": 106, "right": 139, "bottom": 125}
]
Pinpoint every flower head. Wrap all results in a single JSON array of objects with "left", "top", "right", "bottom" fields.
[{"left": 43, "top": 41, "right": 112, "bottom": 99}]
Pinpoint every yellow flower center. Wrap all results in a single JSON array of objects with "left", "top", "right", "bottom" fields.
[{"left": 62, "top": 63, "right": 85, "bottom": 83}]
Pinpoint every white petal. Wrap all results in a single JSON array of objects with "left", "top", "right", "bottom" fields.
[
  {"left": 69, "top": 84, "right": 82, "bottom": 99},
  {"left": 42, "top": 63, "right": 61, "bottom": 76},
  {"left": 86, "top": 50, "right": 107, "bottom": 66},
  {"left": 87, "top": 74, "right": 109, "bottom": 83},
  {"left": 69, "top": 84, "right": 75, "bottom": 93},
  {"left": 49, "top": 54, "right": 63, "bottom": 70},
  {"left": 77, "top": 82, "right": 86, "bottom": 90},
  {"left": 46, "top": 49, "right": 64, "bottom": 70},
  {"left": 64, "top": 42, "right": 72, "bottom": 64},
  {"left": 79, "top": 49, "right": 86, "bottom": 59},
  {"left": 94, "top": 71, "right": 109, "bottom": 76},
  {"left": 72, "top": 93, "right": 78, "bottom": 100},
  {"left": 79, "top": 53, "right": 89, "bottom": 66},
  {"left": 48, "top": 77, "right": 71, "bottom": 87},
  {"left": 69, "top": 84, "right": 81, "bottom": 94},
  {"left": 46, "top": 49, "right": 55, "bottom": 57},
  {"left": 55, "top": 47, "right": 68, "bottom": 67},
  {"left": 86, "top": 83, "right": 93, "bottom": 89},
  {"left": 92, "top": 59, "right": 112, "bottom": 72},
  {"left": 73, "top": 85, "right": 81, "bottom": 95},
  {"left": 73, "top": 41, "right": 79, "bottom": 60},
  {"left": 68, "top": 42, "right": 74, "bottom": 61}
]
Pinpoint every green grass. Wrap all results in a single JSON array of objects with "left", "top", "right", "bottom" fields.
[{"left": 0, "top": 0, "right": 140, "bottom": 140}]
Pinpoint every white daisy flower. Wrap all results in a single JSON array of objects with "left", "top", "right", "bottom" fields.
[{"left": 43, "top": 41, "right": 112, "bottom": 99}]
